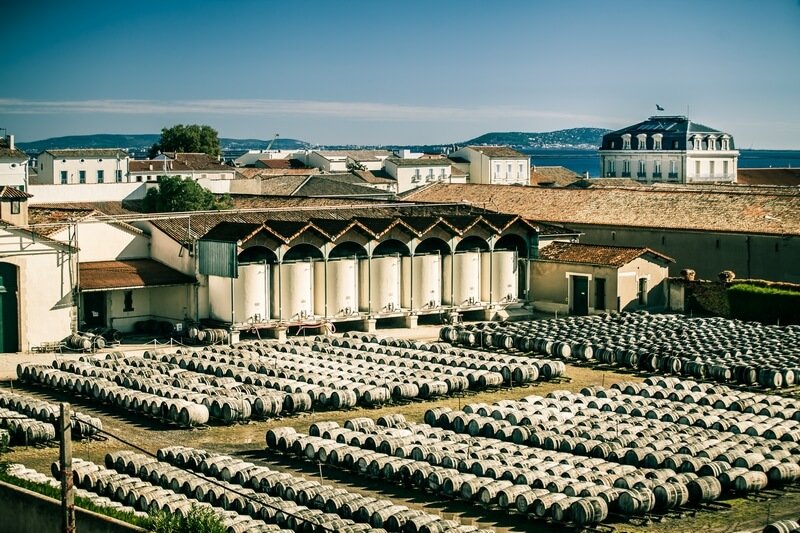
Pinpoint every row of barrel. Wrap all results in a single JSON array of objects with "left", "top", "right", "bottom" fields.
[
  {"left": 438, "top": 312, "right": 800, "bottom": 388},
  {"left": 157, "top": 445, "right": 490, "bottom": 533},
  {"left": 0, "top": 389, "right": 102, "bottom": 438},
  {"left": 51, "top": 457, "right": 294, "bottom": 532},
  {"left": 0, "top": 406, "right": 56, "bottom": 445},
  {"left": 5, "top": 463, "right": 148, "bottom": 519}
]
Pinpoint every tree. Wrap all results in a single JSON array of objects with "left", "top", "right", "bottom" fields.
[
  {"left": 148, "top": 124, "right": 221, "bottom": 158},
  {"left": 142, "top": 175, "right": 233, "bottom": 213}
]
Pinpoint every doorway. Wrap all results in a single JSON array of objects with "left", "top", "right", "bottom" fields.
[
  {"left": 83, "top": 292, "right": 107, "bottom": 328},
  {"left": 571, "top": 275, "right": 589, "bottom": 316},
  {"left": 0, "top": 262, "right": 19, "bottom": 353}
]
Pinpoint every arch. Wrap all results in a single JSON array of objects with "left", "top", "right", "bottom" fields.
[
  {"left": 494, "top": 234, "right": 528, "bottom": 257},
  {"left": 238, "top": 245, "right": 278, "bottom": 264},
  {"left": 415, "top": 237, "right": 450, "bottom": 255},
  {"left": 283, "top": 243, "right": 323, "bottom": 262},
  {"left": 0, "top": 262, "right": 20, "bottom": 353},
  {"left": 455, "top": 235, "right": 490, "bottom": 252},
  {"left": 329, "top": 241, "right": 368, "bottom": 259},
  {"left": 372, "top": 239, "right": 410, "bottom": 257}
]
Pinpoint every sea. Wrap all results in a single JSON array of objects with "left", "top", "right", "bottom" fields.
[{"left": 522, "top": 149, "right": 800, "bottom": 177}]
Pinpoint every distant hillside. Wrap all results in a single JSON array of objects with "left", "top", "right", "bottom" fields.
[
  {"left": 17, "top": 134, "right": 310, "bottom": 156},
  {"left": 465, "top": 128, "right": 611, "bottom": 150}
]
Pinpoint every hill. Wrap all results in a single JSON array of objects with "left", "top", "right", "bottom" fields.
[{"left": 464, "top": 128, "right": 610, "bottom": 150}]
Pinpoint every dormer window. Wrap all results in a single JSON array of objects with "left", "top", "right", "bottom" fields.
[
  {"left": 653, "top": 134, "right": 663, "bottom": 150},
  {"left": 636, "top": 134, "right": 647, "bottom": 150},
  {"left": 622, "top": 134, "right": 631, "bottom": 150},
  {"left": 707, "top": 135, "right": 717, "bottom": 151},
  {"left": 609, "top": 140, "right": 616, "bottom": 149},
  {"left": 721, "top": 136, "right": 730, "bottom": 150},
  {"left": 692, "top": 135, "right": 702, "bottom": 150}
]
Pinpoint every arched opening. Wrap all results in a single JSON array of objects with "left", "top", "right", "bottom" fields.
[
  {"left": 329, "top": 241, "right": 368, "bottom": 259},
  {"left": 494, "top": 234, "right": 528, "bottom": 257},
  {"left": 238, "top": 245, "right": 278, "bottom": 264},
  {"left": 0, "top": 262, "right": 20, "bottom": 353},
  {"left": 455, "top": 235, "right": 490, "bottom": 252},
  {"left": 415, "top": 237, "right": 450, "bottom": 255},
  {"left": 373, "top": 239, "right": 410, "bottom": 257},
  {"left": 283, "top": 243, "right": 323, "bottom": 262}
]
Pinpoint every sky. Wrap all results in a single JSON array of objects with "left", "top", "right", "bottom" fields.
[{"left": 1, "top": 0, "right": 799, "bottom": 148}]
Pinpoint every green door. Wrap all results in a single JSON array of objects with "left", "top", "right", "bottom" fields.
[{"left": 0, "top": 262, "right": 20, "bottom": 353}]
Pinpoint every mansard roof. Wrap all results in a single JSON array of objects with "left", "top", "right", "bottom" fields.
[{"left": 600, "top": 116, "right": 735, "bottom": 151}]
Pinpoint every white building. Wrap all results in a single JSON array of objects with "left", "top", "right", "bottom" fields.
[
  {"left": 127, "top": 152, "right": 235, "bottom": 183},
  {"left": 599, "top": 115, "right": 739, "bottom": 184},
  {"left": 233, "top": 149, "right": 303, "bottom": 167},
  {"left": 384, "top": 157, "right": 454, "bottom": 193},
  {"left": 0, "top": 135, "right": 29, "bottom": 191},
  {"left": 33, "top": 148, "right": 129, "bottom": 185},
  {"left": 450, "top": 146, "right": 530, "bottom": 185},
  {"left": 304, "top": 150, "right": 392, "bottom": 173}
]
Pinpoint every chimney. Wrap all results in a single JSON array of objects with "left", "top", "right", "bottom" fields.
[{"left": 7, "top": 135, "right": 14, "bottom": 150}]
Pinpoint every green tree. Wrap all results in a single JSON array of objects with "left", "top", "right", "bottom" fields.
[
  {"left": 149, "top": 124, "right": 221, "bottom": 158},
  {"left": 142, "top": 175, "right": 233, "bottom": 213}
]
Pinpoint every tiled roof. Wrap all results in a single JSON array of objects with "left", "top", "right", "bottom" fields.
[
  {"left": 130, "top": 153, "right": 231, "bottom": 172},
  {"left": 601, "top": 116, "right": 733, "bottom": 151},
  {"left": 28, "top": 204, "right": 142, "bottom": 237},
  {"left": 236, "top": 168, "right": 316, "bottom": 179},
  {"left": 468, "top": 146, "right": 527, "bottom": 158},
  {"left": 42, "top": 149, "right": 128, "bottom": 158},
  {"left": 537, "top": 242, "right": 673, "bottom": 267},
  {"left": 296, "top": 176, "right": 394, "bottom": 198},
  {"left": 0, "top": 220, "right": 76, "bottom": 251},
  {"left": 0, "top": 186, "right": 33, "bottom": 199},
  {"left": 450, "top": 165, "right": 468, "bottom": 177},
  {"left": 736, "top": 168, "right": 800, "bottom": 187},
  {"left": 405, "top": 183, "right": 800, "bottom": 236},
  {"left": 0, "top": 147, "right": 28, "bottom": 159},
  {"left": 79, "top": 259, "right": 196, "bottom": 292},
  {"left": 352, "top": 169, "right": 396, "bottom": 184},
  {"left": 530, "top": 166, "right": 581, "bottom": 187},
  {"left": 258, "top": 175, "right": 310, "bottom": 195},
  {"left": 387, "top": 158, "right": 451, "bottom": 167},
  {"left": 566, "top": 178, "right": 644, "bottom": 188},
  {"left": 255, "top": 158, "right": 306, "bottom": 169}
]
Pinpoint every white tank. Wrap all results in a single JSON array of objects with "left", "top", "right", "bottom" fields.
[
  {"left": 207, "top": 263, "right": 270, "bottom": 324},
  {"left": 271, "top": 261, "right": 314, "bottom": 320},
  {"left": 443, "top": 252, "right": 482, "bottom": 306},
  {"left": 359, "top": 255, "right": 402, "bottom": 313},
  {"left": 314, "top": 258, "right": 359, "bottom": 317},
  {"left": 481, "top": 250, "right": 518, "bottom": 303},
  {"left": 402, "top": 254, "right": 442, "bottom": 310}
]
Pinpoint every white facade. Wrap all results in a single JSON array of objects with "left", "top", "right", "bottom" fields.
[
  {"left": 384, "top": 158, "right": 453, "bottom": 193},
  {"left": 304, "top": 150, "right": 391, "bottom": 173},
  {"left": 233, "top": 149, "right": 302, "bottom": 167},
  {"left": 450, "top": 146, "right": 530, "bottom": 185},
  {"left": 33, "top": 149, "right": 129, "bottom": 185},
  {"left": 0, "top": 135, "right": 29, "bottom": 190}
]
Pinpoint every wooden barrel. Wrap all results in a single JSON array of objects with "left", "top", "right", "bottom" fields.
[
  {"left": 733, "top": 471, "right": 768, "bottom": 493},
  {"left": 652, "top": 482, "right": 689, "bottom": 510},
  {"left": 532, "top": 493, "right": 568, "bottom": 518},
  {"left": 569, "top": 497, "right": 609, "bottom": 526},
  {"left": 617, "top": 488, "right": 655, "bottom": 515},
  {"left": 687, "top": 476, "right": 722, "bottom": 503}
]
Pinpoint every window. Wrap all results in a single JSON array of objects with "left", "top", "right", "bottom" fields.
[
  {"left": 693, "top": 136, "right": 702, "bottom": 150},
  {"left": 60, "top": 170, "right": 68, "bottom": 184},
  {"left": 136, "top": 176, "right": 143, "bottom": 183},
  {"left": 695, "top": 161, "right": 701, "bottom": 176},
  {"left": 412, "top": 169, "right": 421, "bottom": 182},
  {"left": 79, "top": 170, "right": 86, "bottom": 184},
  {"left": 495, "top": 163, "right": 500, "bottom": 176},
  {"left": 11, "top": 201, "right": 20, "bottom": 214},
  {"left": 669, "top": 160, "right": 678, "bottom": 179},
  {"left": 723, "top": 161, "right": 729, "bottom": 177},
  {"left": 116, "top": 169, "right": 123, "bottom": 183},
  {"left": 606, "top": 159, "right": 616, "bottom": 177},
  {"left": 721, "top": 137, "right": 730, "bottom": 150},
  {"left": 594, "top": 278, "right": 606, "bottom": 310},
  {"left": 638, "top": 278, "right": 648, "bottom": 306},
  {"left": 672, "top": 140, "right": 679, "bottom": 149},
  {"left": 709, "top": 161, "right": 715, "bottom": 177},
  {"left": 707, "top": 136, "right": 716, "bottom": 151},
  {"left": 518, "top": 164, "right": 524, "bottom": 178},
  {"left": 637, "top": 134, "right": 647, "bottom": 150},
  {"left": 653, "top": 160, "right": 662, "bottom": 178},
  {"left": 427, "top": 168, "right": 435, "bottom": 182},
  {"left": 622, "top": 160, "right": 631, "bottom": 177},
  {"left": 609, "top": 141, "right": 616, "bottom": 149},
  {"left": 97, "top": 169, "right": 104, "bottom": 183},
  {"left": 622, "top": 135, "right": 631, "bottom": 150},
  {"left": 653, "top": 135, "right": 662, "bottom": 150},
  {"left": 439, "top": 167, "right": 446, "bottom": 179},
  {"left": 637, "top": 160, "right": 646, "bottom": 178},
  {"left": 507, "top": 163, "right": 512, "bottom": 176},
  {"left": 123, "top": 291, "right": 134, "bottom": 312}
]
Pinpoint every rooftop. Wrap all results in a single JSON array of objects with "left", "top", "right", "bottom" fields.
[
  {"left": 537, "top": 242, "right": 674, "bottom": 267},
  {"left": 79, "top": 259, "right": 196, "bottom": 292},
  {"left": 0, "top": 186, "right": 33, "bottom": 199},
  {"left": 530, "top": 166, "right": 581, "bottom": 187},
  {"left": 405, "top": 183, "right": 800, "bottom": 236},
  {"left": 41, "top": 148, "right": 129, "bottom": 158},
  {"left": 466, "top": 146, "right": 528, "bottom": 158},
  {"left": 130, "top": 153, "right": 231, "bottom": 173},
  {"left": 736, "top": 168, "right": 800, "bottom": 187},
  {"left": 386, "top": 158, "right": 452, "bottom": 167},
  {"left": 313, "top": 150, "right": 392, "bottom": 161}
]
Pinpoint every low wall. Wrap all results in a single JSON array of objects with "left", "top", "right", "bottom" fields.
[
  {"left": 28, "top": 183, "right": 152, "bottom": 204},
  {"left": 0, "top": 480, "right": 145, "bottom": 533}
]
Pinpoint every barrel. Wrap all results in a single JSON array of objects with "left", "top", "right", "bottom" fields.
[
  {"left": 687, "top": 476, "right": 722, "bottom": 503},
  {"left": 569, "top": 497, "right": 609, "bottom": 526},
  {"left": 652, "top": 482, "right": 689, "bottom": 510}
]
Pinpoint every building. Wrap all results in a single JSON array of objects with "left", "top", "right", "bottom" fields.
[
  {"left": 303, "top": 150, "right": 392, "bottom": 173},
  {"left": 736, "top": 168, "right": 800, "bottom": 187},
  {"left": 405, "top": 183, "right": 800, "bottom": 283},
  {"left": 531, "top": 242, "right": 673, "bottom": 315},
  {"left": 599, "top": 115, "right": 739, "bottom": 184},
  {"left": 32, "top": 148, "right": 129, "bottom": 185},
  {"left": 450, "top": 146, "right": 530, "bottom": 185},
  {"left": 0, "top": 134, "right": 29, "bottom": 191},
  {"left": 384, "top": 157, "right": 454, "bottom": 193},
  {"left": 530, "top": 166, "right": 581, "bottom": 187},
  {"left": 128, "top": 152, "right": 235, "bottom": 183}
]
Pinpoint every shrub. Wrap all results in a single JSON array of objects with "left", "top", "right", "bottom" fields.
[
  {"left": 727, "top": 283, "right": 800, "bottom": 325},
  {"left": 146, "top": 505, "right": 226, "bottom": 533}
]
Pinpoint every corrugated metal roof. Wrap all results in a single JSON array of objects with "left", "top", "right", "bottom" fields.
[{"left": 79, "top": 259, "right": 196, "bottom": 292}]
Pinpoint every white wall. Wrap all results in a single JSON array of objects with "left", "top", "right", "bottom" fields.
[
  {"left": 28, "top": 183, "right": 151, "bottom": 204},
  {"left": 0, "top": 160, "right": 27, "bottom": 188},
  {"left": 34, "top": 152, "right": 129, "bottom": 185},
  {"left": 50, "top": 220, "right": 150, "bottom": 262},
  {"left": 385, "top": 161, "right": 452, "bottom": 193}
]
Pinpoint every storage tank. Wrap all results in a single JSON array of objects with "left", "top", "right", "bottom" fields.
[
  {"left": 314, "top": 258, "right": 359, "bottom": 317},
  {"left": 272, "top": 260, "right": 314, "bottom": 320},
  {"left": 401, "top": 254, "right": 442, "bottom": 310},
  {"left": 208, "top": 263, "right": 270, "bottom": 324},
  {"left": 443, "top": 251, "right": 482, "bottom": 306},
  {"left": 359, "top": 255, "right": 402, "bottom": 313},
  {"left": 481, "top": 250, "right": 518, "bottom": 304}
]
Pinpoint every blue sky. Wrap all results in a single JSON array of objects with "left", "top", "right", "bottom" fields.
[{"left": 1, "top": 0, "right": 799, "bottom": 147}]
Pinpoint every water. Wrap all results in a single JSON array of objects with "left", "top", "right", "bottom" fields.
[{"left": 522, "top": 149, "right": 800, "bottom": 177}]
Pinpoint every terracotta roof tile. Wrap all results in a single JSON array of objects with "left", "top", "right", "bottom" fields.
[
  {"left": 530, "top": 166, "right": 581, "bottom": 187},
  {"left": 130, "top": 153, "right": 231, "bottom": 172},
  {"left": 0, "top": 186, "right": 33, "bottom": 199},
  {"left": 736, "top": 168, "right": 800, "bottom": 187},
  {"left": 406, "top": 183, "right": 800, "bottom": 236},
  {"left": 467, "top": 146, "right": 527, "bottom": 158},
  {"left": 538, "top": 242, "right": 673, "bottom": 267},
  {"left": 79, "top": 259, "right": 196, "bottom": 292},
  {"left": 43, "top": 149, "right": 128, "bottom": 158}
]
